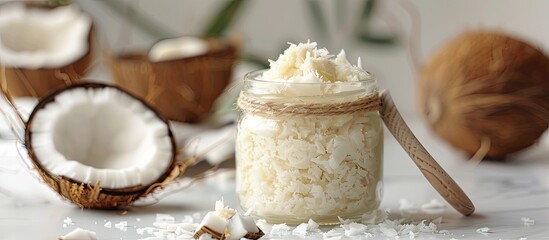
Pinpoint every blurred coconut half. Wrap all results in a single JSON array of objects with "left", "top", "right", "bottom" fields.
[
  {"left": 24, "top": 83, "right": 178, "bottom": 208},
  {"left": 109, "top": 37, "right": 239, "bottom": 123},
  {"left": 0, "top": 2, "right": 93, "bottom": 97}
]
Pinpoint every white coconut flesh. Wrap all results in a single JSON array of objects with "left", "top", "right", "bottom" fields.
[
  {"left": 148, "top": 36, "right": 208, "bottom": 62},
  {"left": 29, "top": 87, "right": 174, "bottom": 189},
  {"left": 0, "top": 3, "right": 91, "bottom": 68}
]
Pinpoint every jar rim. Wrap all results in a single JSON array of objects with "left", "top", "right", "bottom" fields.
[{"left": 244, "top": 69, "right": 376, "bottom": 86}]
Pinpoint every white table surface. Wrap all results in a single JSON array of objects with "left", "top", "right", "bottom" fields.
[{"left": 0, "top": 115, "right": 548, "bottom": 240}]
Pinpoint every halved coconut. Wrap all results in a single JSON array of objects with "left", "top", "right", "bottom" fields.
[
  {"left": 109, "top": 37, "right": 238, "bottom": 123},
  {"left": 0, "top": 2, "right": 93, "bottom": 97},
  {"left": 24, "top": 83, "right": 177, "bottom": 208},
  {"left": 148, "top": 36, "right": 209, "bottom": 62}
]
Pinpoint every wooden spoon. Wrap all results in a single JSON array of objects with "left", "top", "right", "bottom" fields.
[{"left": 380, "top": 90, "right": 475, "bottom": 216}]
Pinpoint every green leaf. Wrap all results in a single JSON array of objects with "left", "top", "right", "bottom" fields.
[
  {"left": 357, "top": 32, "right": 397, "bottom": 45},
  {"left": 96, "top": 0, "right": 173, "bottom": 39},
  {"left": 202, "top": 0, "right": 247, "bottom": 37},
  {"left": 48, "top": 0, "right": 72, "bottom": 6},
  {"left": 361, "top": 0, "right": 376, "bottom": 21},
  {"left": 240, "top": 53, "right": 269, "bottom": 69},
  {"left": 355, "top": 0, "right": 397, "bottom": 45}
]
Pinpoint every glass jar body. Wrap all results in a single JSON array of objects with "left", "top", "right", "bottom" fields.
[{"left": 235, "top": 72, "right": 383, "bottom": 225}]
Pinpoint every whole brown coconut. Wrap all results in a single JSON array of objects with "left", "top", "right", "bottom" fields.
[{"left": 419, "top": 31, "right": 549, "bottom": 159}]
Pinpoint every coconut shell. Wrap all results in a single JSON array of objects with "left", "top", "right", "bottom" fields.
[
  {"left": 24, "top": 83, "right": 178, "bottom": 209},
  {"left": 0, "top": 2, "right": 94, "bottom": 98},
  {"left": 419, "top": 31, "right": 549, "bottom": 159},
  {"left": 108, "top": 38, "right": 238, "bottom": 123}
]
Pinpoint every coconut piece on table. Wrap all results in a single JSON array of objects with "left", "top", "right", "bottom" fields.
[
  {"left": 226, "top": 213, "right": 264, "bottom": 240},
  {"left": 194, "top": 212, "right": 228, "bottom": 240},
  {"left": 194, "top": 199, "right": 237, "bottom": 239},
  {"left": 24, "top": 83, "right": 177, "bottom": 209},
  {"left": 0, "top": 2, "right": 94, "bottom": 97}
]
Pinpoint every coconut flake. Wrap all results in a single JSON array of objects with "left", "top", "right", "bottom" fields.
[
  {"left": 59, "top": 228, "right": 97, "bottom": 240},
  {"left": 63, "top": 217, "right": 74, "bottom": 228},
  {"left": 270, "top": 223, "right": 291, "bottom": 236},
  {"left": 521, "top": 217, "right": 535, "bottom": 226},
  {"left": 104, "top": 221, "right": 112, "bottom": 228},
  {"left": 421, "top": 199, "right": 446, "bottom": 213},
  {"left": 476, "top": 227, "right": 491, "bottom": 235},
  {"left": 262, "top": 42, "right": 371, "bottom": 86},
  {"left": 361, "top": 209, "right": 388, "bottom": 224},
  {"left": 114, "top": 221, "right": 128, "bottom": 231},
  {"left": 156, "top": 214, "right": 175, "bottom": 223},
  {"left": 400, "top": 199, "right": 419, "bottom": 213},
  {"left": 379, "top": 226, "right": 398, "bottom": 238},
  {"left": 214, "top": 198, "right": 236, "bottom": 220},
  {"left": 323, "top": 229, "right": 344, "bottom": 240},
  {"left": 292, "top": 223, "right": 310, "bottom": 236},
  {"left": 342, "top": 222, "right": 368, "bottom": 237}
]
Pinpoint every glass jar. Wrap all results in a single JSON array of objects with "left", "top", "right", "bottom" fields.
[{"left": 235, "top": 70, "right": 383, "bottom": 225}]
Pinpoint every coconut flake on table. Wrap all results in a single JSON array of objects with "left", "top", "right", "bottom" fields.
[
  {"left": 270, "top": 223, "right": 291, "bottom": 236},
  {"left": 521, "top": 217, "right": 535, "bottom": 226},
  {"left": 129, "top": 200, "right": 450, "bottom": 239},
  {"left": 292, "top": 219, "right": 321, "bottom": 236},
  {"left": 361, "top": 209, "right": 389, "bottom": 224},
  {"left": 63, "top": 217, "right": 74, "bottom": 228},
  {"left": 59, "top": 227, "right": 97, "bottom": 240},
  {"left": 400, "top": 199, "right": 420, "bottom": 214},
  {"left": 0, "top": 2, "right": 92, "bottom": 68},
  {"left": 476, "top": 227, "right": 491, "bottom": 235},
  {"left": 421, "top": 199, "right": 446, "bottom": 213},
  {"left": 342, "top": 222, "right": 368, "bottom": 236},
  {"left": 156, "top": 214, "right": 175, "bottom": 222},
  {"left": 114, "top": 221, "right": 128, "bottom": 231}
]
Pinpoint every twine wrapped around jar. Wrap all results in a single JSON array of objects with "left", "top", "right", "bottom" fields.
[{"left": 237, "top": 93, "right": 381, "bottom": 116}]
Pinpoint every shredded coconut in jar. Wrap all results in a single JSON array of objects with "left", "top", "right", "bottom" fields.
[
  {"left": 262, "top": 42, "right": 370, "bottom": 84},
  {"left": 236, "top": 41, "right": 382, "bottom": 224}
]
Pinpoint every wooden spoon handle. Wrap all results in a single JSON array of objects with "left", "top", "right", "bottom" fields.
[{"left": 379, "top": 90, "right": 475, "bottom": 216}]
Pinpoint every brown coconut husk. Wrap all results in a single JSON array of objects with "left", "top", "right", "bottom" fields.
[
  {"left": 24, "top": 83, "right": 181, "bottom": 209},
  {"left": 419, "top": 31, "right": 549, "bottom": 159},
  {"left": 0, "top": 2, "right": 94, "bottom": 98},
  {"left": 109, "top": 37, "right": 238, "bottom": 123}
]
